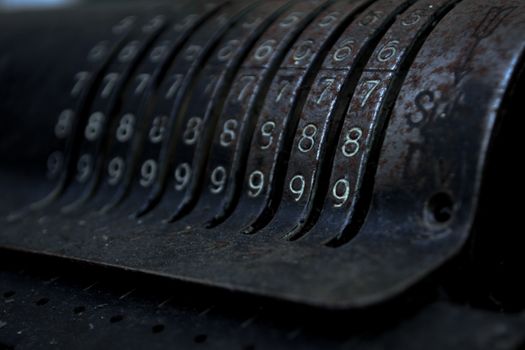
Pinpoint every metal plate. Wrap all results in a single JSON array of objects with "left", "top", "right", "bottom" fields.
[{"left": 0, "top": 0, "right": 524, "bottom": 309}]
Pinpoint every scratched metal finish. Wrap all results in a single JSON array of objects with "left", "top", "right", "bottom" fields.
[{"left": 0, "top": 0, "right": 524, "bottom": 309}]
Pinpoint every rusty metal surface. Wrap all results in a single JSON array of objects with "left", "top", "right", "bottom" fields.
[{"left": 0, "top": 0, "right": 524, "bottom": 309}]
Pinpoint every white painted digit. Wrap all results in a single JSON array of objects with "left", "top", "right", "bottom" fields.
[
  {"left": 210, "top": 166, "right": 226, "bottom": 194},
  {"left": 116, "top": 113, "right": 135, "bottom": 142},
  {"left": 260, "top": 121, "right": 275, "bottom": 150},
  {"left": 150, "top": 41, "right": 170, "bottom": 62},
  {"left": 183, "top": 117, "right": 202, "bottom": 145},
  {"left": 101, "top": 73, "right": 119, "bottom": 98},
  {"left": 292, "top": 39, "right": 314, "bottom": 63},
  {"left": 242, "top": 17, "right": 261, "bottom": 28},
  {"left": 113, "top": 16, "right": 136, "bottom": 34},
  {"left": 377, "top": 40, "right": 399, "bottom": 62},
  {"left": 333, "top": 39, "right": 355, "bottom": 62},
  {"left": 289, "top": 175, "right": 305, "bottom": 201},
  {"left": 174, "top": 14, "right": 198, "bottom": 32},
  {"left": 142, "top": 15, "right": 165, "bottom": 33},
  {"left": 254, "top": 40, "right": 276, "bottom": 61},
  {"left": 149, "top": 115, "right": 168, "bottom": 143},
  {"left": 88, "top": 41, "right": 108, "bottom": 62},
  {"left": 332, "top": 178, "right": 350, "bottom": 207},
  {"left": 298, "top": 124, "right": 318, "bottom": 153},
  {"left": 217, "top": 40, "right": 240, "bottom": 61},
  {"left": 55, "top": 109, "right": 74, "bottom": 139},
  {"left": 280, "top": 12, "right": 302, "bottom": 27},
  {"left": 248, "top": 170, "right": 264, "bottom": 197},
  {"left": 119, "top": 41, "right": 140, "bottom": 63},
  {"left": 46, "top": 151, "right": 63, "bottom": 179},
  {"left": 107, "top": 157, "right": 125, "bottom": 185},
  {"left": 71, "top": 72, "right": 90, "bottom": 97},
  {"left": 316, "top": 77, "right": 335, "bottom": 105},
  {"left": 219, "top": 119, "right": 238, "bottom": 147},
  {"left": 76, "top": 154, "right": 92, "bottom": 183},
  {"left": 174, "top": 163, "right": 191, "bottom": 191},
  {"left": 134, "top": 74, "right": 151, "bottom": 95},
  {"left": 402, "top": 10, "right": 422, "bottom": 26},
  {"left": 184, "top": 45, "right": 201, "bottom": 61},
  {"left": 319, "top": 12, "right": 339, "bottom": 27},
  {"left": 341, "top": 127, "right": 363, "bottom": 157},
  {"left": 360, "top": 80, "right": 380, "bottom": 107},
  {"left": 275, "top": 80, "right": 290, "bottom": 103},
  {"left": 165, "top": 74, "right": 184, "bottom": 99},
  {"left": 84, "top": 112, "right": 105, "bottom": 141},
  {"left": 237, "top": 75, "right": 256, "bottom": 103},
  {"left": 140, "top": 159, "right": 157, "bottom": 187}
]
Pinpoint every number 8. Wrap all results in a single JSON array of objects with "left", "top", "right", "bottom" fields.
[{"left": 342, "top": 127, "right": 363, "bottom": 157}]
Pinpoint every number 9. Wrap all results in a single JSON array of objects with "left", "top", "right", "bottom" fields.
[
  {"left": 139, "top": 159, "right": 157, "bottom": 187},
  {"left": 248, "top": 170, "right": 264, "bottom": 197},
  {"left": 174, "top": 163, "right": 191, "bottom": 191},
  {"left": 332, "top": 178, "right": 350, "bottom": 207},
  {"left": 210, "top": 166, "right": 226, "bottom": 194},
  {"left": 289, "top": 175, "right": 305, "bottom": 201}
]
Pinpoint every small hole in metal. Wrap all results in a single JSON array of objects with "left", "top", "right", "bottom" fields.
[
  {"left": 3, "top": 291, "right": 15, "bottom": 298},
  {"left": 152, "top": 324, "right": 165, "bottom": 334},
  {"left": 426, "top": 192, "right": 454, "bottom": 225},
  {"left": 35, "top": 298, "right": 49, "bottom": 306},
  {"left": 110, "top": 315, "right": 124, "bottom": 323},
  {"left": 194, "top": 334, "right": 207, "bottom": 343},
  {"left": 73, "top": 306, "right": 86, "bottom": 315}
]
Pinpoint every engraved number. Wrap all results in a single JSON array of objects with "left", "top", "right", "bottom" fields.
[
  {"left": 165, "top": 74, "right": 184, "bottom": 99},
  {"left": 84, "top": 112, "right": 105, "bottom": 141},
  {"left": 149, "top": 115, "right": 168, "bottom": 143},
  {"left": 332, "top": 178, "right": 350, "bottom": 207},
  {"left": 298, "top": 124, "right": 317, "bottom": 153},
  {"left": 116, "top": 113, "right": 135, "bottom": 142},
  {"left": 360, "top": 80, "right": 380, "bottom": 107},
  {"left": 377, "top": 40, "right": 399, "bottom": 62},
  {"left": 260, "top": 121, "right": 275, "bottom": 150},
  {"left": 183, "top": 117, "right": 202, "bottom": 145},
  {"left": 219, "top": 119, "right": 238, "bottom": 147},
  {"left": 254, "top": 39, "right": 276, "bottom": 61},
  {"left": 341, "top": 127, "right": 363, "bottom": 157},
  {"left": 107, "top": 157, "right": 125, "bottom": 185},
  {"left": 76, "top": 154, "right": 92, "bottom": 183},
  {"left": 174, "top": 163, "right": 191, "bottom": 191},
  {"left": 210, "top": 166, "right": 226, "bottom": 194},
  {"left": 248, "top": 170, "right": 264, "bottom": 197},
  {"left": 55, "top": 110, "right": 74, "bottom": 139},
  {"left": 333, "top": 39, "right": 355, "bottom": 62},
  {"left": 289, "top": 175, "right": 305, "bottom": 201},
  {"left": 140, "top": 159, "right": 157, "bottom": 187}
]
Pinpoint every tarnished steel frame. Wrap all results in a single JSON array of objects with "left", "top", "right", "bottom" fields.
[{"left": 0, "top": 0, "right": 523, "bottom": 308}]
